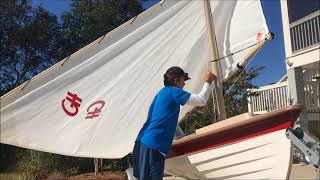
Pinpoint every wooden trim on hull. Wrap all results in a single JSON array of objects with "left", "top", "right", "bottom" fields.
[{"left": 168, "top": 105, "right": 303, "bottom": 158}]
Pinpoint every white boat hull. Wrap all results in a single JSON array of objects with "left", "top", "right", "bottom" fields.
[
  {"left": 164, "top": 105, "right": 304, "bottom": 179},
  {"left": 165, "top": 129, "right": 292, "bottom": 179}
]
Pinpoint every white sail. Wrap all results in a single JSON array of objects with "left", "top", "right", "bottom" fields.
[{"left": 0, "top": 0, "right": 268, "bottom": 158}]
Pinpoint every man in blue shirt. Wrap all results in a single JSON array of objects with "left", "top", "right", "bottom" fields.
[{"left": 133, "top": 66, "right": 214, "bottom": 180}]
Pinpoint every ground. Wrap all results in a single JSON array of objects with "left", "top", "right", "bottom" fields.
[{"left": 48, "top": 171, "right": 127, "bottom": 180}]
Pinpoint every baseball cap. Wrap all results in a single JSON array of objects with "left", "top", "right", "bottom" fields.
[{"left": 165, "top": 66, "right": 191, "bottom": 81}]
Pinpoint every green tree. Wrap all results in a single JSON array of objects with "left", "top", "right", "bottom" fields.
[
  {"left": 0, "top": 0, "right": 62, "bottom": 95},
  {"left": 224, "top": 66, "right": 265, "bottom": 117},
  {"left": 60, "top": 0, "right": 143, "bottom": 58},
  {"left": 181, "top": 66, "right": 265, "bottom": 133},
  {"left": 15, "top": 149, "right": 94, "bottom": 179}
]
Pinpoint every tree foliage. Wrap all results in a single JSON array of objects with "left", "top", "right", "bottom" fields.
[
  {"left": 60, "top": 0, "right": 143, "bottom": 58},
  {"left": 16, "top": 149, "right": 93, "bottom": 179},
  {"left": 0, "top": 0, "right": 62, "bottom": 95},
  {"left": 224, "top": 66, "right": 265, "bottom": 117}
]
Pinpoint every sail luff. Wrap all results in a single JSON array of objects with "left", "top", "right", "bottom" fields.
[{"left": 203, "top": 0, "right": 227, "bottom": 120}]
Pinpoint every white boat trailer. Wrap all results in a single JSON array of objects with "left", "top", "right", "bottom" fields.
[{"left": 286, "top": 127, "right": 319, "bottom": 180}]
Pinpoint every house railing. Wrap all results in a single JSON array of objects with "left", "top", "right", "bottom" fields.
[
  {"left": 305, "top": 81, "right": 320, "bottom": 112},
  {"left": 304, "top": 69, "right": 320, "bottom": 112},
  {"left": 290, "top": 11, "right": 320, "bottom": 53},
  {"left": 247, "top": 82, "right": 289, "bottom": 113},
  {"left": 248, "top": 69, "right": 320, "bottom": 113}
]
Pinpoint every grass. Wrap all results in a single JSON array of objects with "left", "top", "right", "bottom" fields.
[{"left": 0, "top": 172, "right": 28, "bottom": 180}]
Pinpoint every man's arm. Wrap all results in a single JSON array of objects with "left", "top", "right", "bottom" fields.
[
  {"left": 186, "top": 82, "right": 212, "bottom": 106},
  {"left": 186, "top": 71, "right": 214, "bottom": 106}
]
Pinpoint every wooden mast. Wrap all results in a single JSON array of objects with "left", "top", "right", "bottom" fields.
[{"left": 203, "top": 0, "right": 227, "bottom": 120}]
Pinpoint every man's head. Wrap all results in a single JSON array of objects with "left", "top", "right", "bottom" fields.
[{"left": 163, "top": 66, "right": 190, "bottom": 88}]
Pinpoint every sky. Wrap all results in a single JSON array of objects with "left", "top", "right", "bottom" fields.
[{"left": 31, "top": 0, "right": 287, "bottom": 87}]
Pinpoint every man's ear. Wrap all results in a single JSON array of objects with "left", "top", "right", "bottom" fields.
[{"left": 174, "top": 78, "right": 179, "bottom": 84}]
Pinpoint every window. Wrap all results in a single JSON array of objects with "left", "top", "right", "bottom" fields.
[{"left": 287, "top": 0, "right": 319, "bottom": 23}]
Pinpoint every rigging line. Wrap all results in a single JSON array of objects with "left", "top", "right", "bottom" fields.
[
  {"left": 160, "top": 0, "right": 166, "bottom": 6},
  {"left": 130, "top": 15, "right": 139, "bottom": 24},
  {"left": 211, "top": 87, "right": 217, "bottom": 123},
  {"left": 21, "top": 79, "right": 31, "bottom": 90},
  {"left": 224, "top": 42, "right": 264, "bottom": 96},
  {"left": 61, "top": 55, "right": 71, "bottom": 66},
  {"left": 211, "top": 75, "right": 217, "bottom": 122},
  {"left": 184, "top": 115, "right": 188, "bottom": 134},
  {"left": 210, "top": 40, "right": 261, "bottom": 62},
  {"left": 98, "top": 34, "right": 107, "bottom": 44},
  {"left": 207, "top": 58, "right": 217, "bottom": 122}
]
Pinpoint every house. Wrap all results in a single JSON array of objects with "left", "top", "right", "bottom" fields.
[{"left": 247, "top": 0, "right": 319, "bottom": 138}]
